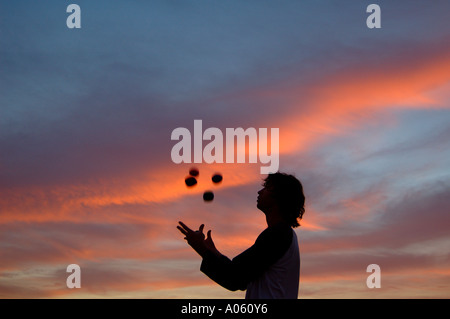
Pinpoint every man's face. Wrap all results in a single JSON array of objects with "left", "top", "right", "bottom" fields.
[{"left": 257, "top": 183, "right": 276, "bottom": 212}]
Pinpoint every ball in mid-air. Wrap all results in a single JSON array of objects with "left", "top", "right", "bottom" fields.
[
  {"left": 203, "top": 191, "right": 214, "bottom": 202},
  {"left": 185, "top": 176, "right": 197, "bottom": 187},
  {"left": 189, "top": 167, "right": 199, "bottom": 177},
  {"left": 212, "top": 173, "right": 223, "bottom": 184}
]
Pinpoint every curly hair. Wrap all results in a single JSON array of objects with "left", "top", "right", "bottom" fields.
[{"left": 263, "top": 172, "right": 306, "bottom": 228}]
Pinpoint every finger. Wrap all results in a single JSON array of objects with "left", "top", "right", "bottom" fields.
[
  {"left": 178, "top": 221, "right": 193, "bottom": 233},
  {"left": 199, "top": 224, "right": 205, "bottom": 233},
  {"left": 206, "top": 230, "right": 213, "bottom": 243},
  {"left": 177, "top": 226, "right": 188, "bottom": 236}
]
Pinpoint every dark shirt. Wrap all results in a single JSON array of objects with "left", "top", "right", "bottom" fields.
[{"left": 200, "top": 223, "right": 293, "bottom": 291}]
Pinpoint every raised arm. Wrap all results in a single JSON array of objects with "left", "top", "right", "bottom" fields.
[
  {"left": 200, "top": 224, "right": 293, "bottom": 291},
  {"left": 177, "top": 221, "right": 292, "bottom": 292}
]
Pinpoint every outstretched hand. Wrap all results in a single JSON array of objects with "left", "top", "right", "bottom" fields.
[{"left": 177, "top": 221, "right": 220, "bottom": 257}]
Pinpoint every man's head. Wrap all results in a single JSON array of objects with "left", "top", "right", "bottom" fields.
[{"left": 257, "top": 172, "right": 305, "bottom": 228}]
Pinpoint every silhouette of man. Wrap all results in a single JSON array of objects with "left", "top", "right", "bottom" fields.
[{"left": 177, "top": 172, "right": 305, "bottom": 299}]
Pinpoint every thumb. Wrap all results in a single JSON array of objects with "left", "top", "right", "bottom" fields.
[{"left": 206, "top": 230, "right": 212, "bottom": 240}]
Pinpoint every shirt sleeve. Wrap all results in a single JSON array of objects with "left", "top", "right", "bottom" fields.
[{"left": 200, "top": 224, "right": 293, "bottom": 291}]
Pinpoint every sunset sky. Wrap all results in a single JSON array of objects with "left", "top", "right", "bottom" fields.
[{"left": 1, "top": 0, "right": 449, "bottom": 298}]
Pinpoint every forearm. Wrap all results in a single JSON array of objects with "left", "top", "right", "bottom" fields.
[{"left": 200, "top": 251, "right": 247, "bottom": 291}]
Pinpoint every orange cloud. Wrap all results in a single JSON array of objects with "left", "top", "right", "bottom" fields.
[
  {"left": 2, "top": 45, "right": 449, "bottom": 227},
  {"left": 276, "top": 46, "right": 450, "bottom": 155},
  {"left": 2, "top": 41, "right": 450, "bottom": 299}
]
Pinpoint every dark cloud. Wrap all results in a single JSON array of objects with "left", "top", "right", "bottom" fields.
[{"left": 300, "top": 180, "right": 450, "bottom": 259}]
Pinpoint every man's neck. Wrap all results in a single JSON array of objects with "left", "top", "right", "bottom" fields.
[{"left": 265, "top": 209, "right": 288, "bottom": 228}]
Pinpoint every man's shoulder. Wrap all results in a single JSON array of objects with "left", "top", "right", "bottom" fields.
[
  {"left": 261, "top": 222, "right": 292, "bottom": 235},
  {"left": 257, "top": 223, "right": 293, "bottom": 246}
]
